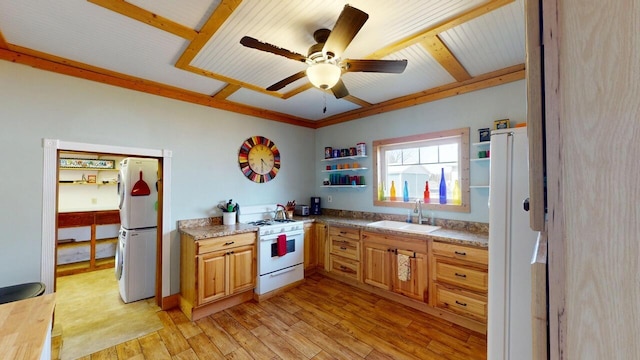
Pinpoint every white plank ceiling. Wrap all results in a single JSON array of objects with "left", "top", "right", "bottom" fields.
[{"left": 0, "top": 0, "right": 525, "bottom": 127}]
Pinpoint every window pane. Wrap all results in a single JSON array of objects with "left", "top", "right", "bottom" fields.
[
  {"left": 402, "top": 148, "right": 419, "bottom": 164},
  {"left": 420, "top": 146, "right": 438, "bottom": 163},
  {"left": 386, "top": 149, "right": 402, "bottom": 165},
  {"left": 439, "top": 143, "right": 458, "bottom": 162}
]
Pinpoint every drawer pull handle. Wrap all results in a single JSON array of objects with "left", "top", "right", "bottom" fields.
[
  {"left": 339, "top": 265, "right": 348, "bottom": 270},
  {"left": 224, "top": 241, "right": 235, "bottom": 246},
  {"left": 340, "top": 231, "right": 347, "bottom": 234},
  {"left": 340, "top": 246, "right": 347, "bottom": 250},
  {"left": 454, "top": 251, "right": 467, "bottom": 256},
  {"left": 455, "top": 300, "right": 467, "bottom": 307},
  {"left": 455, "top": 272, "right": 467, "bottom": 278}
]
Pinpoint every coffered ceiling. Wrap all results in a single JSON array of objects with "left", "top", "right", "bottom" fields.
[{"left": 0, "top": 0, "right": 525, "bottom": 128}]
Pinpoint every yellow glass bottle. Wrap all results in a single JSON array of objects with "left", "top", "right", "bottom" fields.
[
  {"left": 452, "top": 180, "right": 461, "bottom": 205},
  {"left": 390, "top": 181, "right": 397, "bottom": 201}
]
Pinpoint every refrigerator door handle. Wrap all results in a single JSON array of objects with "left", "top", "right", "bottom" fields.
[{"left": 523, "top": 198, "right": 530, "bottom": 212}]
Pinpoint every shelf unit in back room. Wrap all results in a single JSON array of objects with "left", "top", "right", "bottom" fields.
[{"left": 470, "top": 141, "right": 490, "bottom": 189}]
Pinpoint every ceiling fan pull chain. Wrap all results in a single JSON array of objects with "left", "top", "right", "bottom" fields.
[{"left": 323, "top": 91, "right": 327, "bottom": 114}]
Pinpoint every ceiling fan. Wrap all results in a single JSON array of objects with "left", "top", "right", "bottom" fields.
[{"left": 239, "top": 4, "right": 408, "bottom": 99}]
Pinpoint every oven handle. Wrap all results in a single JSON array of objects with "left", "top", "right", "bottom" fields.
[
  {"left": 269, "top": 267, "right": 297, "bottom": 277},
  {"left": 260, "top": 231, "right": 304, "bottom": 242}
]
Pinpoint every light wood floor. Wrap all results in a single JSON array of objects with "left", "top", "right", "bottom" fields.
[{"left": 65, "top": 273, "right": 487, "bottom": 359}]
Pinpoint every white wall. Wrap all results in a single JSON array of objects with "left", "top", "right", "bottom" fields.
[
  {"left": 315, "top": 80, "right": 527, "bottom": 223},
  {"left": 0, "top": 61, "right": 315, "bottom": 292},
  {"left": 0, "top": 59, "right": 525, "bottom": 295}
]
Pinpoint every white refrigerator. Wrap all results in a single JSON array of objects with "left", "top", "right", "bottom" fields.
[
  {"left": 488, "top": 127, "right": 539, "bottom": 360},
  {"left": 115, "top": 157, "right": 158, "bottom": 303}
]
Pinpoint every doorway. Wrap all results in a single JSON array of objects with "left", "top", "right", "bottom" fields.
[{"left": 41, "top": 139, "right": 173, "bottom": 305}]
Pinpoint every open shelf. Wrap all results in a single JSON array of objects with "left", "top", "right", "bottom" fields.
[{"left": 321, "top": 155, "right": 367, "bottom": 162}]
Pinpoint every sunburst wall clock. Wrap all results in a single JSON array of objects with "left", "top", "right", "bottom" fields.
[{"left": 238, "top": 136, "right": 281, "bottom": 183}]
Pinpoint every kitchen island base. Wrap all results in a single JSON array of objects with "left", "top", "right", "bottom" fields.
[{"left": 180, "top": 290, "right": 254, "bottom": 321}]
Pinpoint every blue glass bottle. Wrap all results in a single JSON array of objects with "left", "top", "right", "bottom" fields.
[
  {"left": 403, "top": 181, "right": 409, "bottom": 202},
  {"left": 439, "top": 168, "right": 447, "bottom": 204}
]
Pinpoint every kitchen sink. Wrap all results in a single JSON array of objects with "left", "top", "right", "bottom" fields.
[{"left": 366, "top": 220, "right": 441, "bottom": 234}]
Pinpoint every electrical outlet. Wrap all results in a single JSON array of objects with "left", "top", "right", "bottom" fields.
[
  {"left": 91, "top": 198, "right": 98, "bottom": 204},
  {"left": 327, "top": 195, "right": 332, "bottom": 203}
]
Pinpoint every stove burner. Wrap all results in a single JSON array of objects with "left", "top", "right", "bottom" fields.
[{"left": 248, "top": 219, "right": 298, "bottom": 227}]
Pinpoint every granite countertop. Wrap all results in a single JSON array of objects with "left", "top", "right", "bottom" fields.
[
  {"left": 294, "top": 215, "right": 487, "bottom": 248},
  {"left": 178, "top": 215, "right": 487, "bottom": 248},
  {"left": 179, "top": 223, "right": 258, "bottom": 240}
]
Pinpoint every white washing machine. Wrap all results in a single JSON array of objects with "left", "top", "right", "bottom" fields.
[{"left": 115, "top": 227, "right": 157, "bottom": 303}]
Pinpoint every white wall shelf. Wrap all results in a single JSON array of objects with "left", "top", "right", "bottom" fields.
[
  {"left": 321, "top": 155, "right": 367, "bottom": 162},
  {"left": 322, "top": 167, "right": 368, "bottom": 173}
]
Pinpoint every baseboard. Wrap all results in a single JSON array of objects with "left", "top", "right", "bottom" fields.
[{"left": 160, "top": 293, "right": 180, "bottom": 310}]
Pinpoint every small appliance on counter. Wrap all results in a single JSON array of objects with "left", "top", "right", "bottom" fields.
[
  {"left": 310, "top": 197, "right": 321, "bottom": 215},
  {"left": 294, "top": 205, "right": 309, "bottom": 216}
]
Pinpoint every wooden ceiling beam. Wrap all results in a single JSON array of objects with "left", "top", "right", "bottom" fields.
[
  {"left": 367, "top": 0, "right": 514, "bottom": 59},
  {"left": 315, "top": 64, "right": 525, "bottom": 128},
  {"left": 0, "top": 47, "right": 315, "bottom": 128},
  {"left": 87, "top": 0, "right": 198, "bottom": 41},
  {"left": 175, "top": 0, "right": 242, "bottom": 69},
  {"left": 0, "top": 31, "right": 7, "bottom": 49},
  {"left": 421, "top": 35, "right": 471, "bottom": 82},
  {"left": 213, "top": 83, "right": 242, "bottom": 99}
]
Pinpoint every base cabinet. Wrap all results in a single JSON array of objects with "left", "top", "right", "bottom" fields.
[
  {"left": 431, "top": 241, "right": 488, "bottom": 323},
  {"left": 303, "top": 222, "right": 317, "bottom": 271},
  {"left": 362, "top": 231, "right": 428, "bottom": 302},
  {"left": 328, "top": 226, "right": 361, "bottom": 281},
  {"left": 181, "top": 232, "right": 256, "bottom": 320}
]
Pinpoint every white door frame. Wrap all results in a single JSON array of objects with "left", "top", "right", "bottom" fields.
[{"left": 41, "top": 139, "right": 172, "bottom": 298}]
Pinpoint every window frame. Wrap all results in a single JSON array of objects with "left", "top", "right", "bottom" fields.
[{"left": 372, "top": 127, "right": 470, "bottom": 213}]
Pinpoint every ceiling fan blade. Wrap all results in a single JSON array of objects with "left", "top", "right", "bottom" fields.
[
  {"left": 240, "top": 36, "right": 307, "bottom": 62},
  {"left": 331, "top": 79, "right": 349, "bottom": 99},
  {"left": 323, "top": 5, "right": 369, "bottom": 58},
  {"left": 266, "top": 71, "right": 307, "bottom": 91},
  {"left": 343, "top": 59, "right": 408, "bottom": 73}
]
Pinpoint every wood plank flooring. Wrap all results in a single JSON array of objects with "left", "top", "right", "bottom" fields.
[{"left": 67, "top": 273, "right": 486, "bottom": 359}]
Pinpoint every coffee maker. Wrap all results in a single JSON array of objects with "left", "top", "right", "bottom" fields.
[{"left": 310, "top": 197, "right": 321, "bottom": 215}]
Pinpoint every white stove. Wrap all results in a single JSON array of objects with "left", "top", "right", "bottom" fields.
[{"left": 239, "top": 205, "right": 305, "bottom": 296}]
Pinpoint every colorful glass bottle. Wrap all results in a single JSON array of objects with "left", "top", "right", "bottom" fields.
[
  {"left": 423, "top": 181, "right": 430, "bottom": 203},
  {"left": 390, "top": 181, "right": 396, "bottom": 201},
  {"left": 439, "top": 168, "right": 447, "bottom": 204},
  {"left": 403, "top": 181, "right": 409, "bottom": 202},
  {"left": 452, "top": 179, "right": 461, "bottom": 205}
]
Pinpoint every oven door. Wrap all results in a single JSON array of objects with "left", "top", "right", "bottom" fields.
[{"left": 258, "top": 230, "right": 304, "bottom": 276}]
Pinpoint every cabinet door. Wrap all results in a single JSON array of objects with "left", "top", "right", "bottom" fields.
[
  {"left": 392, "top": 250, "right": 427, "bottom": 302},
  {"left": 197, "top": 250, "right": 227, "bottom": 304},
  {"left": 315, "top": 223, "right": 328, "bottom": 270},
  {"left": 363, "top": 242, "right": 392, "bottom": 290},
  {"left": 303, "top": 223, "right": 317, "bottom": 270},
  {"left": 228, "top": 245, "right": 256, "bottom": 295}
]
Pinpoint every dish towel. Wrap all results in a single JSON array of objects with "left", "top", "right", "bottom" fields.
[
  {"left": 277, "top": 234, "right": 287, "bottom": 257},
  {"left": 397, "top": 252, "right": 411, "bottom": 281}
]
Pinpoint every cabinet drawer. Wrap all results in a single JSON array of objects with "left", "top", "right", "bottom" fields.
[
  {"left": 329, "top": 255, "right": 360, "bottom": 281},
  {"left": 435, "top": 260, "right": 488, "bottom": 292},
  {"left": 329, "top": 226, "right": 360, "bottom": 241},
  {"left": 196, "top": 233, "right": 256, "bottom": 255},
  {"left": 432, "top": 241, "right": 488, "bottom": 266},
  {"left": 330, "top": 237, "right": 360, "bottom": 261},
  {"left": 435, "top": 285, "right": 487, "bottom": 323}
]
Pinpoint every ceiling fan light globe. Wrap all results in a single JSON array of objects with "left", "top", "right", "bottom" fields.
[{"left": 307, "top": 63, "right": 341, "bottom": 90}]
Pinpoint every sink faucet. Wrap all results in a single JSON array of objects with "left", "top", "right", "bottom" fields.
[{"left": 414, "top": 200, "right": 424, "bottom": 224}]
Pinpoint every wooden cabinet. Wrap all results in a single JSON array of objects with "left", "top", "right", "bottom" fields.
[
  {"left": 180, "top": 231, "right": 256, "bottom": 321},
  {"left": 328, "top": 226, "right": 361, "bottom": 281},
  {"left": 431, "top": 241, "right": 488, "bottom": 323},
  {"left": 362, "top": 231, "right": 428, "bottom": 302},
  {"left": 315, "top": 223, "right": 328, "bottom": 271},
  {"left": 303, "top": 222, "right": 317, "bottom": 272}
]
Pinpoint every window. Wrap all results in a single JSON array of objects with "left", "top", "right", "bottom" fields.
[{"left": 373, "top": 127, "right": 470, "bottom": 212}]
